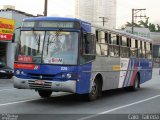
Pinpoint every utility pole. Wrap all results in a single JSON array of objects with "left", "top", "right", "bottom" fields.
[
  {"left": 99, "top": 17, "right": 108, "bottom": 26},
  {"left": 44, "top": 0, "right": 48, "bottom": 16},
  {"left": 132, "top": 8, "right": 146, "bottom": 34}
]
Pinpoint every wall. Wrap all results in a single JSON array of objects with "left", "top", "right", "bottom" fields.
[{"left": 0, "top": 10, "right": 34, "bottom": 68}]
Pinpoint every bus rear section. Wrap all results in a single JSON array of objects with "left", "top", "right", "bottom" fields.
[{"left": 92, "top": 28, "right": 152, "bottom": 92}]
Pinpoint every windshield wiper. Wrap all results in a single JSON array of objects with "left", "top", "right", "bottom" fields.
[
  {"left": 46, "top": 35, "right": 51, "bottom": 55},
  {"left": 37, "top": 35, "right": 40, "bottom": 53},
  {"left": 46, "top": 31, "right": 62, "bottom": 55},
  {"left": 32, "top": 30, "right": 41, "bottom": 53}
]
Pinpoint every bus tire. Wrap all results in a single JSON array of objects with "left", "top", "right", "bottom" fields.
[
  {"left": 86, "top": 78, "right": 101, "bottom": 101},
  {"left": 38, "top": 90, "right": 52, "bottom": 98},
  {"left": 129, "top": 74, "right": 140, "bottom": 91}
]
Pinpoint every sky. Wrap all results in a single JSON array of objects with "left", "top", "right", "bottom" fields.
[
  {"left": 0, "top": 0, "right": 160, "bottom": 28},
  {"left": 117, "top": 0, "right": 160, "bottom": 28}
]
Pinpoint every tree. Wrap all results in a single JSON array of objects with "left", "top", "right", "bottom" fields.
[
  {"left": 149, "top": 23, "right": 156, "bottom": 32},
  {"left": 156, "top": 24, "right": 160, "bottom": 32},
  {"left": 138, "top": 17, "right": 149, "bottom": 28},
  {"left": 122, "top": 17, "right": 160, "bottom": 32},
  {"left": 125, "top": 22, "right": 141, "bottom": 27}
]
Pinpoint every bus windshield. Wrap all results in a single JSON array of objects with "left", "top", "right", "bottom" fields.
[{"left": 18, "top": 31, "right": 78, "bottom": 65}]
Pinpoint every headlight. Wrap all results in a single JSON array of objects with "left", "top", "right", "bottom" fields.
[
  {"left": 61, "top": 74, "right": 66, "bottom": 78},
  {"left": 66, "top": 73, "right": 78, "bottom": 79},
  {"left": 21, "top": 71, "right": 24, "bottom": 75},
  {"left": 0, "top": 70, "right": 6, "bottom": 73},
  {"left": 16, "top": 70, "right": 20, "bottom": 75},
  {"left": 66, "top": 73, "right": 72, "bottom": 79}
]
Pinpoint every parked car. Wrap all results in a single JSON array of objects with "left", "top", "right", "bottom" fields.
[{"left": 0, "top": 61, "right": 13, "bottom": 79}]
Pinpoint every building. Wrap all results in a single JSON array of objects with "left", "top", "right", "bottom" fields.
[
  {"left": 0, "top": 17, "right": 14, "bottom": 63},
  {"left": 124, "top": 27, "right": 151, "bottom": 39},
  {"left": 151, "top": 32, "right": 160, "bottom": 58},
  {"left": 0, "top": 6, "right": 35, "bottom": 68},
  {"left": 75, "top": 0, "right": 117, "bottom": 29},
  {"left": 0, "top": 5, "right": 15, "bottom": 10}
]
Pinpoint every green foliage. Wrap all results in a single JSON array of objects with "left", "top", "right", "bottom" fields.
[
  {"left": 123, "top": 17, "right": 160, "bottom": 32},
  {"left": 138, "top": 17, "right": 149, "bottom": 28},
  {"left": 149, "top": 23, "right": 156, "bottom": 32},
  {"left": 156, "top": 24, "right": 160, "bottom": 32},
  {"left": 125, "top": 22, "right": 141, "bottom": 27}
]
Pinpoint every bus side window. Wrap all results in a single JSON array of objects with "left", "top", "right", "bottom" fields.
[
  {"left": 80, "top": 33, "right": 96, "bottom": 64},
  {"left": 96, "top": 30, "right": 98, "bottom": 42},
  {"left": 120, "top": 36, "right": 130, "bottom": 58},
  {"left": 142, "top": 41, "right": 146, "bottom": 58},
  {"left": 150, "top": 43, "right": 152, "bottom": 58},
  {"left": 138, "top": 40, "right": 142, "bottom": 58},
  {"left": 83, "top": 33, "right": 96, "bottom": 55},
  {"left": 98, "top": 31, "right": 108, "bottom": 56},
  {"left": 105, "top": 32, "right": 109, "bottom": 43},
  {"left": 130, "top": 38, "right": 137, "bottom": 58},
  {"left": 109, "top": 33, "right": 120, "bottom": 57},
  {"left": 146, "top": 42, "right": 151, "bottom": 59},
  {"left": 98, "top": 31, "right": 105, "bottom": 43},
  {"left": 96, "top": 44, "right": 101, "bottom": 56}
]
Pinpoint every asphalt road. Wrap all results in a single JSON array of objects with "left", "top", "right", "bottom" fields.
[{"left": 0, "top": 69, "right": 160, "bottom": 120}]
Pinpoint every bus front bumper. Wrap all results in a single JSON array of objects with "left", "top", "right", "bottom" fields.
[{"left": 13, "top": 76, "right": 76, "bottom": 93}]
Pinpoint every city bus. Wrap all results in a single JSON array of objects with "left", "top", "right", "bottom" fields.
[{"left": 13, "top": 17, "right": 152, "bottom": 101}]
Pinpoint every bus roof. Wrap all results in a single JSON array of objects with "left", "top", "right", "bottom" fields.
[
  {"left": 23, "top": 16, "right": 91, "bottom": 32},
  {"left": 92, "top": 25, "right": 152, "bottom": 43},
  {"left": 24, "top": 16, "right": 84, "bottom": 23}
]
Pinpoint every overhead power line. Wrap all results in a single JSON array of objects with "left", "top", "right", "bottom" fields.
[
  {"left": 99, "top": 17, "right": 109, "bottom": 26},
  {"left": 131, "top": 8, "right": 146, "bottom": 34}
]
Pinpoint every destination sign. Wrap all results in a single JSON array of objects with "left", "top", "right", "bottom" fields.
[{"left": 22, "top": 21, "right": 80, "bottom": 29}]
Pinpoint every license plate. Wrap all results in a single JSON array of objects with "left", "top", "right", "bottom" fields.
[{"left": 35, "top": 80, "right": 45, "bottom": 85}]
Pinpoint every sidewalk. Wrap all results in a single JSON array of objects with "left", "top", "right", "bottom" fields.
[{"left": 153, "top": 68, "right": 160, "bottom": 76}]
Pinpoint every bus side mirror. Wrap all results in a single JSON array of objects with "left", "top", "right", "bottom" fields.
[
  {"left": 12, "top": 33, "right": 15, "bottom": 43},
  {"left": 84, "top": 34, "right": 90, "bottom": 54},
  {"left": 12, "top": 27, "right": 21, "bottom": 43}
]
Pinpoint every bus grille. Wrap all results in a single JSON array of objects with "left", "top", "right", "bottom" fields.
[
  {"left": 28, "top": 80, "right": 52, "bottom": 89},
  {"left": 28, "top": 73, "right": 55, "bottom": 80}
]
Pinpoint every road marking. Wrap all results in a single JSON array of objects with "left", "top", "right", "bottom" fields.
[
  {"left": 0, "top": 98, "right": 40, "bottom": 106},
  {"left": 77, "top": 94, "right": 160, "bottom": 120},
  {"left": 0, "top": 93, "right": 69, "bottom": 107}
]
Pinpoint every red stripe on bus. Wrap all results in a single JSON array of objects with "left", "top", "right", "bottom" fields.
[
  {"left": 14, "top": 63, "right": 36, "bottom": 70},
  {"left": 130, "top": 66, "right": 137, "bottom": 86}
]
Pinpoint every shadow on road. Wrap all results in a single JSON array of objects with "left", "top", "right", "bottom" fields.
[{"left": 29, "top": 87, "right": 153, "bottom": 106}]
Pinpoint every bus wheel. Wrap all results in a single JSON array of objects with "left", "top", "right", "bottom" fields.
[
  {"left": 87, "top": 78, "right": 100, "bottom": 101},
  {"left": 38, "top": 90, "right": 52, "bottom": 98},
  {"left": 129, "top": 74, "right": 140, "bottom": 91}
]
